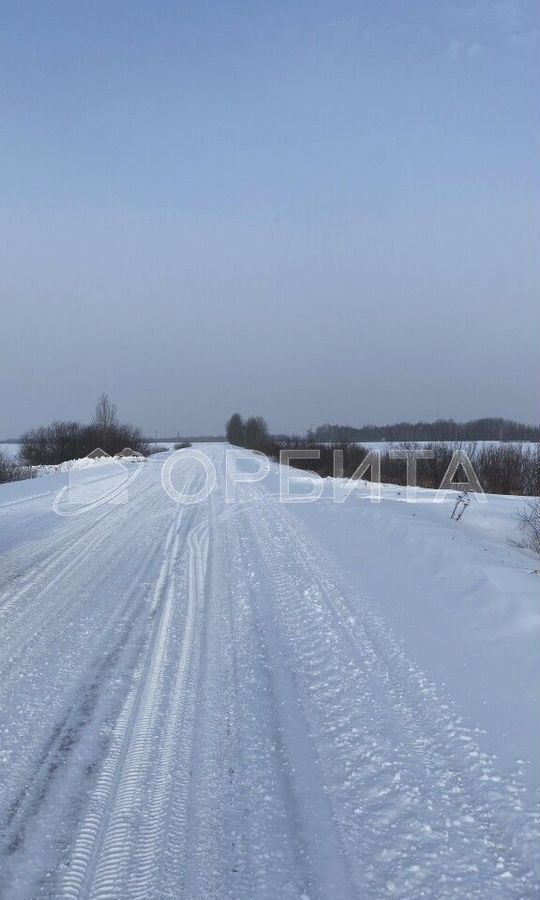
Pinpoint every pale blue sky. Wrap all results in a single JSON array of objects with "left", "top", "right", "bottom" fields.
[{"left": 1, "top": 0, "right": 538, "bottom": 436}]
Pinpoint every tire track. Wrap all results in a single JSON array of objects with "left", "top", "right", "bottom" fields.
[
  {"left": 127, "top": 519, "right": 209, "bottom": 900},
  {"left": 0, "top": 481, "right": 165, "bottom": 683},
  {"left": 60, "top": 483, "right": 207, "bottom": 899},
  {"left": 242, "top": 486, "right": 539, "bottom": 898},
  {"left": 0, "top": 459, "right": 197, "bottom": 900},
  {"left": 221, "top": 513, "right": 354, "bottom": 899},
  {"left": 0, "top": 475, "right": 158, "bottom": 620}
]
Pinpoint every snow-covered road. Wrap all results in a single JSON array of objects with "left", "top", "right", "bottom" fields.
[{"left": 0, "top": 445, "right": 538, "bottom": 899}]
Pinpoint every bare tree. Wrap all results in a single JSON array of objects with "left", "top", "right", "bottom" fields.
[
  {"left": 93, "top": 393, "right": 118, "bottom": 442},
  {"left": 226, "top": 413, "right": 245, "bottom": 446},
  {"left": 244, "top": 416, "right": 269, "bottom": 447}
]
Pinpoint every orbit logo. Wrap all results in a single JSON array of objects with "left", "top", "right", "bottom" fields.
[{"left": 53, "top": 448, "right": 146, "bottom": 516}]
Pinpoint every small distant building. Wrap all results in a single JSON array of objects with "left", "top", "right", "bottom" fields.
[
  {"left": 115, "top": 448, "right": 145, "bottom": 460},
  {"left": 86, "top": 448, "right": 110, "bottom": 459}
]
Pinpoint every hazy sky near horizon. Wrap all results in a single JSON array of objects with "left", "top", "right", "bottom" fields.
[{"left": 1, "top": 0, "right": 538, "bottom": 437}]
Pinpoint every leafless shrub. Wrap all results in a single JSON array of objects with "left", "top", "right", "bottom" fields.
[
  {"left": 518, "top": 499, "right": 540, "bottom": 555},
  {"left": 20, "top": 397, "right": 149, "bottom": 465},
  {"left": 371, "top": 440, "right": 539, "bottom": 495},
  {"left": 226, "top": 413, "right": 539, "bottom": 496},
  {"left": 522, "top": 444, "right": 540, "bottom": 496},
  {"left": 0, "top": 450, "right": 35, "bottom": 484}
]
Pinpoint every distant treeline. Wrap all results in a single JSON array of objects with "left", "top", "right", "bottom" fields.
[
  {"left": 145, "top": 435, "right": 225, "bottom": 443},
  {"left": 226, "top": 413, "right": 540, "bottom": 496},
  {"left": 308, "top": 418, "right": 540, "bottom": 443}
]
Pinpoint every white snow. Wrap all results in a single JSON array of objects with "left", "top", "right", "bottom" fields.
[
  {"left": 0, "top": 444, "right": 538, "bottom": 899},
  {"left": 0, "top": 443, "right": 21, "bottom": 459}
]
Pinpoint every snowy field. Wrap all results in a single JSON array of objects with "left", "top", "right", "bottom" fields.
[
  {"left": 0, "top": 443, "right": 20, "bottom": 458},
  {"left": 360, "top": 440, "right": 539, "bottom": 449},
  {"left": 0, "top": 443, "right": 538, "bottom": 898}
]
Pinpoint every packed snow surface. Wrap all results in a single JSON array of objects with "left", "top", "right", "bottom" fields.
[{"left": 0, "top": 443, "right": 538, "bottom": 899}]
